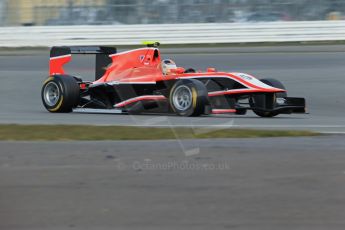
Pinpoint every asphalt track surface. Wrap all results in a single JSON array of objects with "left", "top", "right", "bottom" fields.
[
  {"left": 0, "top": 45, "right": 345, "bottom": 132},
  {"left": 1, "top": 136, "right": 345, "bottom": 230},
  {"left": 1, "top": 46, "right": 345, "bottom": 230}
]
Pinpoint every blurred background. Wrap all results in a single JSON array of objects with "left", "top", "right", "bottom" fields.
[{"left": 0, "top": 0, "right": 344, "bottom": 27}]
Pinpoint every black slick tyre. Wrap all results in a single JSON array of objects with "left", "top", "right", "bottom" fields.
[
  {"left": 41, "top": 75, "right": 80, "bottom": 113},
  {"left": 169, "top": 79, "right": 209, "bottom": 117}
]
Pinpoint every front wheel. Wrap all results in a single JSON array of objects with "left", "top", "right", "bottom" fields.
[
  {"left": 250, "top": 78, "right": 287, "bottom": 117},
  {"left": 169, "top": 79, "right": 209, "bottom": 117},
  {"left": 41, "top": 75, "right": 80, "bottom": 113}
]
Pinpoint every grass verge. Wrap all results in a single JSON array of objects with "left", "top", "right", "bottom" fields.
[{"left": 0, "top": 124, "right": 319, "bottom": 141}]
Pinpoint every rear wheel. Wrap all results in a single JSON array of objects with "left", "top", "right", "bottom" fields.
[
  {"left": 250, "top": 78, "right": 287, "bottom": 117},
  {"left": 169, "top": 79, "right": 209, "bottom": 117},
  {"left": 41, "top": 75, "right": 80, "bottom": 113}
]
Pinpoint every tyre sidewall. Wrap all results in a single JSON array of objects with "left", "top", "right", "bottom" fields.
[{"left": 41, "top": 77, "right": 64, "bottom": 112}]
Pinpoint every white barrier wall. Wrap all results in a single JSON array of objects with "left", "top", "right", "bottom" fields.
[{"left": 1, "top": 21, "right": 345, "bottom": 47}]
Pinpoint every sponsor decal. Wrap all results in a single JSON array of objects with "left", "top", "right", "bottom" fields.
[{"left": 236, "top": 73, "right": 253, "bottom": 81}]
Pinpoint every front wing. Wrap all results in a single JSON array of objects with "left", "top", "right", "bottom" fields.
[{"left": 247, "top": 97, "right": 306, "bottom": 114}]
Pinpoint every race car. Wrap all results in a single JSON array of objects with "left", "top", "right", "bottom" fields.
[{"left": 41, "top": 42, "right": 306, "bottom": 117}]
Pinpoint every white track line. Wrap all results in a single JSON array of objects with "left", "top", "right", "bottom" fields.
[{"left": 319, "top": 132, "right": 345, "bottom": 134}]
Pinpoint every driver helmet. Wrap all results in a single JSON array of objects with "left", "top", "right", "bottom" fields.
[{"left": 162, "top": 59, "right": 177, "bottom": 75}]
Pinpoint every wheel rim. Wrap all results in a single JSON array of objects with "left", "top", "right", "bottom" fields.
[
  {"left": 43, "top": 81, "right": 60, "bottom": 106},
  {"left": 172, "top": 85, "right": 193, "bottom": 111}
]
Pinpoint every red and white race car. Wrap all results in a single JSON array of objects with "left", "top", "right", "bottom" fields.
[{"left": 41, "top": 42, "right": 306, "bottom": 117}]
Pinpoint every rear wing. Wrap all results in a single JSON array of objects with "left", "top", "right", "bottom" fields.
[{"left": 49, "top": 46, "right": 117, "bottom": 80}]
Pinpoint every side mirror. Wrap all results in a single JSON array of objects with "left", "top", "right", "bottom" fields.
[
  {"left": 170, "top": 67, "right": 185, "bottom": 74},
  {"left": 207, "top": 68, "right": 217, "bottom": 72}
]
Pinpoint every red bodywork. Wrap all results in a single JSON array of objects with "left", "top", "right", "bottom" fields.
[
  {"left": 50, "top": 47, "right": 284, "bottom": 95},
  {"left": 49, "top": 47, "right": 287, "bottom": 114}
]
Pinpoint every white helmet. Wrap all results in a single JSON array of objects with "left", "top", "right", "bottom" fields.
[{"left": 162, "top": 59, "right": 177, "bottom": 75}]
